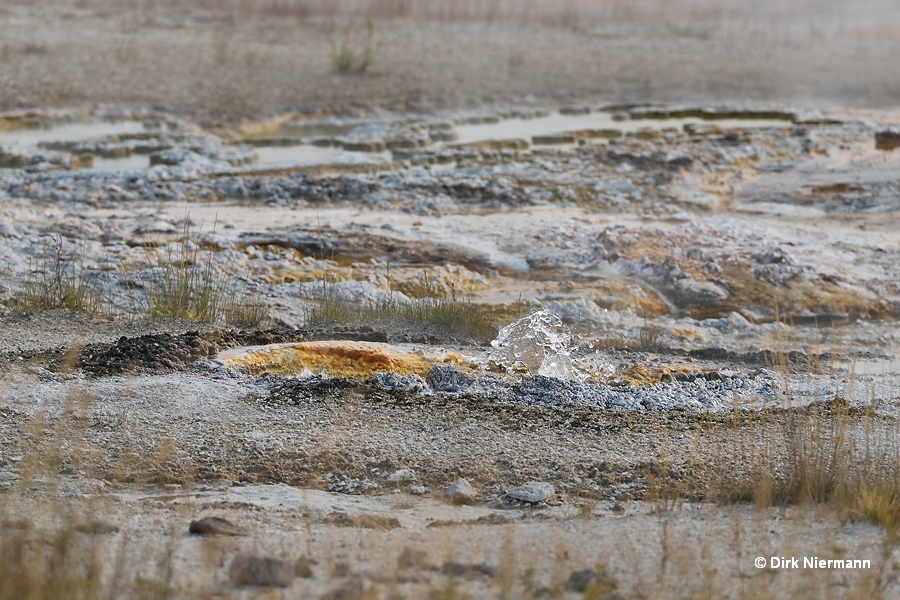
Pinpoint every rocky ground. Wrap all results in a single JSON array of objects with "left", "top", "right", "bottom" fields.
[{"left": 2, "top": 1, "right": 900, "bottom": 599}]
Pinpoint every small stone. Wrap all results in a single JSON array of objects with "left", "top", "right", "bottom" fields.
[
  {"left": 388, "top": 469, "right": 416, "bottom": 483},
  {"left": 229, "top": 553, "right": 294, "bottom": 588},
  {"left": 410, "top": 485, "right": 427, "bottom": 495},
  {"left": 506, "top": 481, "right": 555, "bottom": 504},
  {"left": 294, "top": 556, "right": 314, "bottom": 578},
  {"left": 189, "top": 516, "right": 246, "bottom": 536},
  {"left": 446, "top": 478, "right": 478, "bottom": 505}
]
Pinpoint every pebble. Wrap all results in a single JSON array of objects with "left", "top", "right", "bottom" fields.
[
  {"left": 387, "top": 468, "right": 416, "bottom": 482},
  {"left": 506, "top": 481, "right": 555, "bottom": 504},
  {"left": 446, "top": 478, "right": 478, "bottom": 504},
  {"left": 229, "top": 553, "right": 295, "bottom": 588}
]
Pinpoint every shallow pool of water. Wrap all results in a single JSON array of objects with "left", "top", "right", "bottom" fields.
[
  {"left": 0, "top": 119, "right": 146, "bottom": 146},
  {"left": 253, "top": 145, "right": 391, "bottom": 169},
  {"left": 837, "top": 357, "right": 899, "bottom": 376},
  {"left": 451, "top": 112, "right": 793, "bottom": 146}
]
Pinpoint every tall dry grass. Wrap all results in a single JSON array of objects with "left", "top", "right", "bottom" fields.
[{"left": 132, "top": 218, "right": 267, "bottom": 327}]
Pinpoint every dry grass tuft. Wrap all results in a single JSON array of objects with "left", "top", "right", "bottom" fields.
[
  {"left": 305, "top": 294, "right": 498, "bottom": 342},
  {"left": 330, "top": 17, "right": 375, "bottom": 74},
  {"left": 853, "top": 482, "right": 900, "bottom": 532},
  {"left": 133, "top": 217, "right": 267, "bottom": 327},
  {"left": 8, "top": 237, "right": 104, "bottom": 315}
]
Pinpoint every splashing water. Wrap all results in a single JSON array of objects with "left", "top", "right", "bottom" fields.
[{"left": 488, "top": 309, "right": 585, "bottom": 380}]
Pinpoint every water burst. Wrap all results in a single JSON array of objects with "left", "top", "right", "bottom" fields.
[{"left": 488, "top": 309, "right": 585, "bottom": 380}]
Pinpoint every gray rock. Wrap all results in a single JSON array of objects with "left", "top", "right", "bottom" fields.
[
  {"left": 371, "top": 372, "right": 426, "bottom": 392},
  {"left": 388, "top": 468, "right": 416, "bottom": 483},
  {"left": 446, "top": 478, "right": 477, "bottom": 504},
  {"left": 673, "top": 277, "right": 730, "bottom": 304},
  {"left": 506, "top": 481, "right": 555, "bottom": 504},
  {"left": 0, "top": 471, "right": 20, "bottom": 482},
  {"left": 229, "top": 553, "right": 294, "bottom": 588},
  {"left": 426, "top": 365, "right": 476, "bottom": 393},
  {"left": 409, "top": 485, "right": 427, "bottom": 495}
]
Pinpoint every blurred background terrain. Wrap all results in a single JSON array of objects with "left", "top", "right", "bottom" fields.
[{"left": 1, "top": 0, "right": 899, "bottom": 118}]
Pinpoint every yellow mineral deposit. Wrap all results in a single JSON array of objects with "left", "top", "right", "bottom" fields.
[{"left": 218, "top": 341, "right": 435, "bottom": 378}]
